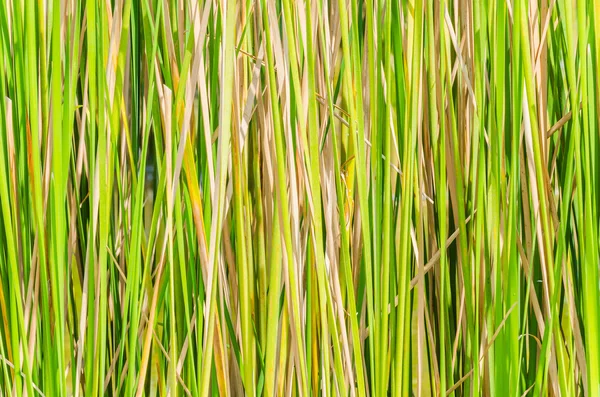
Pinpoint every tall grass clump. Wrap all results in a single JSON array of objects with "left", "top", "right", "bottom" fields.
[{"left": 0, "top": 0, "right": 599, "bottom": 395}]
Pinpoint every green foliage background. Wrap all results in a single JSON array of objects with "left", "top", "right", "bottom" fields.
[{"left": 0, "top": 0, "right": 598, "bottom": 395}]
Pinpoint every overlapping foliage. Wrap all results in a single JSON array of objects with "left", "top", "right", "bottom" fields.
[{"left": 0, "top": 0, "right": 598, "bottom": 395}]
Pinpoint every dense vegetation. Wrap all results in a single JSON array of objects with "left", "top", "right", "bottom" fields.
[{"left": 0, "top": 0, "right": 598, "bottom": 395}]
